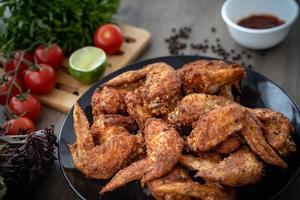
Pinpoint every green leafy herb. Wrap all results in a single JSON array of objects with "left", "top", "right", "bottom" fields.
[{"left": 0, "top": 0, "right": 120, "bottom": 55}]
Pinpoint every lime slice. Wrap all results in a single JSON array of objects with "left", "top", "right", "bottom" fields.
[{"left": 69, "top": 46, "right": 107, "bottom": 84}]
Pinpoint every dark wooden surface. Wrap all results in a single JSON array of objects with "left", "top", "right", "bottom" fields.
[{"left": 34, "top": 0, "right": 300, "bottom": 199}]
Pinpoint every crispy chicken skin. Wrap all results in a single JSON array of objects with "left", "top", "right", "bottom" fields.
[
  {"left": 168, "top": 93, "right": 235, "bottom": 127},
  {"left": 124, "top": 87, "right": 152, "bottom": 130},
  {"left": 155, "top": 182, "right": 236, "bottom": 200},
  {"left": 178, "top": 60, "right": 245, "bottom": 94},
  {"left": 215, "top": 135, "right": 242, "bottom": 154},
  {"left": 142, "top": 63, "right": 181, "bottom": 115},
  {"left": 104, "top": 68, "right": 148, "bottom": 87},
  {"left": 91, "top": 86, "right": 126, "bottom": 116},
  {"left": 100, "top": 118, "right": 184, "bottom": 194},
  {"left": 187, "top": 105, "right": 287, "bottom": 168},
  {"left": 195, "top": 152, "right": 222, "bottom": 163},
  {"left": 91, "top": 114, "right": 136, "bottom": 144},
  {"left": 249, "top": 108, "right": 296, "bottom": 156},
  {"left": 148, "top": 167, "right": 236, "bottom": 200},
  {"left": 106, "top": 62, "right": 181, "bottom": 115},
  {"left": 71, "top": 103, "right": 94, "bottom": 151},
  {"left": 69, "top": 104, "right": 141, "bottom": 179},
  {"left": 187, "top": 104, "right": 245, "bottom": 152},
  {"left": 147, "top": 167, "right": 192, "bottom": 200},
  {"left": 242, "top": 111, "right": 288, "bottom": 168},
  {"left": 180, "top": 148, "right": 264, "bottom": 186},
  {"left": 217, "top": 84, "right": 234, "bottom": 101},
  {"left": 141, "top": 119, "right": 184, "bottom": 184}
]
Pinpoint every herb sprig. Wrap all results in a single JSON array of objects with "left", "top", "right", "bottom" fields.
[{"left": 0, "top": 0, "right": 120, "bottom": 55}]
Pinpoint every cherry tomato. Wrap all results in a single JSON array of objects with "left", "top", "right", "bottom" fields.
[
  {"left": 93, "top": 24, "right": 123, "bottom": 54},
  {"left": 2, "top": 117, "right": 35, "bottom": 135},
  {"left": 0, "top": 75, "right": 24, "bottom": 105},
  {"left": 9, "top": 94, "right": 41, "bottom": 121},
  {"left": 5, "top": 51, "right": 34, "bottom": 75},
  {"left": 24, "top": 64, "right": 57, "bottom": 95},
  {"left": 34, "top": 44, "right": 65, "bottom": 69}
]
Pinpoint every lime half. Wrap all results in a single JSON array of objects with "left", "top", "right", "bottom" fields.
[{"left": 69, "top": 46, "right": 107, "bottom": 84}]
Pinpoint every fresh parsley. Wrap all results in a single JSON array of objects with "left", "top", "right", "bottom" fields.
[{"left": 0, "top": 0, "right": 120, "bottom": 55}]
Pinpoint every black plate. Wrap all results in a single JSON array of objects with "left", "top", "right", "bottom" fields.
[{"left": 58, "top": 56, "right": 300, "bottom": 200}]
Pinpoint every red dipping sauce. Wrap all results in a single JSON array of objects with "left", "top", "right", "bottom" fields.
[{"left": 238, "top": 14, "right": 284, "bottom": 29}]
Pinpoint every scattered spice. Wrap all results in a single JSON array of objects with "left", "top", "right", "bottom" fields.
[
  {"left": 107, "top": 63, "right": 112, "bottom": 68},
  {"left": 114, "top": 50, "right": 124, "bottom": 56},
  {"left": 165, "top": 25, "right": 257, "bottom": 68},
  {"left": 165, "top": 26, "right": 192, "bottom": 55},
  {"left": 124, "top": 37, "right": 136, "bottom": 43},
  {"left": 259, "top": 51, "right": 267, "bottom": 56},
  {"left": 55, "top": 83, "right": 60, "bottom": 89}
]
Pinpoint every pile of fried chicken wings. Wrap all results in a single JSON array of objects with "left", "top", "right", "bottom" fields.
[{"left": 69, "top": 60, "right": 296, "bottom": 200}]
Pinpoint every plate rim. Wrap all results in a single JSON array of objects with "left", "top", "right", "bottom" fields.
[{"left": 58, "top": 55, "right": 300, "bottom": 200}]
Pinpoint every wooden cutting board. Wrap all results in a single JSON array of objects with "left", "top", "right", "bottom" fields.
[{"left": 0, "top": 24, "right": 151, "bottom": 113}]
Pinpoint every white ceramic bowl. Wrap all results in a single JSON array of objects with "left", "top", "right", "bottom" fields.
[{"left": 221, "top": 0, "right": 299, "bottom": 50}]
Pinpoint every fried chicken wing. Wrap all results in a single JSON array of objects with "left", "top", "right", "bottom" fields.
[
  {"left": 242, "top": 112, "right": 288, "bottom": 168},
  {"left": 249, "top": 108, "right": 296, "bottom": 156},
  {"left": 214, "top": 135, "right": 242, "bottom": 154},
  {"left": 168, "top": 94, "right": 235, "bottom": 127},
  {"left": 178, "top": 60, "right": 245, "bottom": 94},
  {"left": 187, "top": 104, "right": 245, "bottom": 152},
  {"left": 180, "top": 148, "right": 263, "bottom": 186},
  {"left": 124, "top": 87, "right": 152, "bottom": 130},
  {"left": 71, "top": 103, "right": 94, "bottom": 150},
  {"left": 91, "top": 86, "right": 126, "bottom": 116},
  {"left": 100, "top": 118, "right": 184, "bottom": 194},
  {"left": 187, "top": 105, "right": 287, "bottom": 168},
  {"left": 147, "top": 167, "right": 192, "bottom": 200},
  {"left": 106, "top": 62, "right": 181, "bottom": 115},
  {"left": 148, "top": 167, "right": 236, "bottom": 200},
  {"left": 91, "top": 114, "right": 136, "bottom": 144},
  {"left": 195, "top": 151, "right": 222, "bottom": 163},
  {"left": 142, "top": 63, "right": 181, "bottom": 115},
  {"left": 217, "top": 84, "right": 234, "bottom": 101},
  {"left": 155, "top": 182, "right": 236, "bottom": 200},
  {"left": 105, "top": 68, "right": 148, "bottom": 86},
  {"left": 69, "top": 104, "right": 141, "bottom": 179},
  {"left": 141, "top": 119, "right": 184, "bottom": 184}
]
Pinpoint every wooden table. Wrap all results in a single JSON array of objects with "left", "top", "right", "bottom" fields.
[{"left": 34, "top": 0, "right": 300, "bottom": 199}]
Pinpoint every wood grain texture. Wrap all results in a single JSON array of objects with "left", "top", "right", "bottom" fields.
[{"left": 32, "top": 0, "right": 299, "bottom": 199}]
